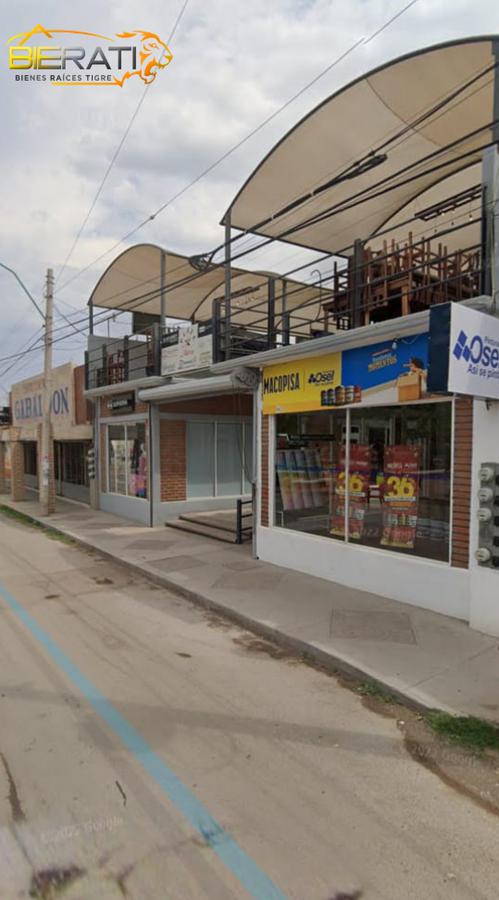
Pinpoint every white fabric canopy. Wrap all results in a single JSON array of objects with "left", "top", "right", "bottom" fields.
[
  {"left": 88, "top": 243, "right": 330, "bottom": 328},
  {"left": 225, "top": 37, "right": 497, "bottom": 255}
]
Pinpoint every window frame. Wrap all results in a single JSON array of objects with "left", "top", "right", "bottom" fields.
[
  {"left": 271, "top": 397, "right": 454, "bottom": 565},
  {"left": 106, "top": 421, "right": 148, "bottom": 500}
]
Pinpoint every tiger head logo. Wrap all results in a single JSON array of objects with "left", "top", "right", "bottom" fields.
[{"left": 114, "top": 31, "right": 173, "bottom": 86}]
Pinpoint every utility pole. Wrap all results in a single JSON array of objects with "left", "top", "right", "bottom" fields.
[{"left": 39, "top": 268, "right": 54, "bottom": 516}]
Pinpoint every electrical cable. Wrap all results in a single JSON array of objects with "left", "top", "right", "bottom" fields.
[
  {"left": 57, "top": 50, "right": 497, "bottom": 321},
  {"left": 55, "top": 0, "right": 190, "bottom": 287},
  {"left": 2, "top": 113, "right": 493, "bottom": 369},
  {"left": 53, "top": 0, "right": 421, "bottom": 297}
]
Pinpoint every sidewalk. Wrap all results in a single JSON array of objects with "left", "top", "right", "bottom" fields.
[{"left": 2, "top": 495, "right": 499, "bottom": 722}]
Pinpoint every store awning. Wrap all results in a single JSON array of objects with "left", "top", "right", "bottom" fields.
[
  {"left": 138, "top": 374, "right": 247, "bottom": 403},
  {"left": 224, "top": 37, "right": 497, "bottom": 256},
  {"left": 88, "top": 243, "right": 331, "bottom": 327}
]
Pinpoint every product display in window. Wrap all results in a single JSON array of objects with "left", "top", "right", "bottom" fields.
[
  {"left": 330, "top": 445, "right": 371, "bottom": 540},
  {"left": 107, "top": 422, "right": 147, "bottom": 499},
  {"left": 275, "top": 402, "right": 451, "bottom": 562},
  {"left": 380, "top": 446, "right": 420, "bottom": 549}
]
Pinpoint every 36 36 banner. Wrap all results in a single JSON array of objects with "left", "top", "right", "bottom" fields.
[
  {"left": 380, "top": 446, "right": 420, "bottom": 549},
  {"left": 330, "top": 445, "right": 371, "bottom": 540}
]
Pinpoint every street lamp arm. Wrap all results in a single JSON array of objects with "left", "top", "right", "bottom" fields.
[{"left": 0, "top": 262, "right": 45, "bottom": 320}]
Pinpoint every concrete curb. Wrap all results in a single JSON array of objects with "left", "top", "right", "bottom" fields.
[{"left": 0, "top": 504, "right": 446, "bottom": 717}]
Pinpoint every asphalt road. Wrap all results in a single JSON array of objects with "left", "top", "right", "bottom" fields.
[{"left": 0, "top": 514, "right": 498, "bottom": 900}]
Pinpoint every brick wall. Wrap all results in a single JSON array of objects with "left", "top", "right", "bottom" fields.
[
  {"left": 160, "top": 419, "right": 186, "bottom": 501},
  {"left": 260, "top": 415, "right": 269, "bottom": 527},
  {"left": 0, "top": 443, "right": 7, "bottom": 494},
  {"left": 74, "top": 365, "right": 92, "bottom": 425},
  {"left": 451, "top": 396, "right": 473, "bottom": 569},
  {"left": 10, "top": 442, "right": 25, "bottom": 501},
  {"left": 159, "top": 394, "right": 252, "bottom": 416}
]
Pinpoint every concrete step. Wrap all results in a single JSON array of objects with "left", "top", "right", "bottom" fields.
[
  {"left": 178, "top": 513, "right": 237, "bottom": 534},
  {"left": 165, "top": 518, "right": 239, "bottom": 544}
]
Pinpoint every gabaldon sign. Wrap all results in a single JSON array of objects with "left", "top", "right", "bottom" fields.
[{"left": 428, "top": 302, "right": 499, "bottom": 400}]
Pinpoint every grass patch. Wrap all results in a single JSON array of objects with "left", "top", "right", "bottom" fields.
[
  {"left": 425, "top": 711, "right": 499, "bottom": 752},
  {"left": 356, "top": 680, "right": 396, "bottom": 704},
  {"left": 0, "top": 505, "right": 75, "bottom": 545}
]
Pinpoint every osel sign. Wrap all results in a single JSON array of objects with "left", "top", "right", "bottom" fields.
[{"left": 262, "top": 353, "right": 341, "bottom": 413}]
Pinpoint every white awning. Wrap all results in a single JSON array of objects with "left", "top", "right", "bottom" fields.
[
  {"left": 138, "top": 374, "right": 249, "bottom": 403},
  {"left": 224, "top": 37, "right": 496, "bottom": 256},
  {"left": 89, "top": 244, "right": 331, "bottom": 329}
]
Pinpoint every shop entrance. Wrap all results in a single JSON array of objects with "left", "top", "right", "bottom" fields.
[{"left": 54, "top": 441, "right": 90, "bottom": 504}]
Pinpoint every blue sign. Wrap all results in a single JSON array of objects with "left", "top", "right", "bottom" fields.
[
  {"left": 342, "top": 333, "right": 429, "bottom": 390},
  {"left": 428, "top": 302, "right": 499, "bottom": 399}
]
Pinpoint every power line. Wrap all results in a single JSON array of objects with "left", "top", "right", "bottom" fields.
[
  {"left": 60, "top": 38, "right": 495, "bottom": 321},
  {"left": 54, "top": 0, "right": 421, "bottom": 297},
  {"left": 2, "top": 82, "right": 492, "bottom": 369},
  {"left": 54, "top": 0, "right": 190, "bottom": 287}
]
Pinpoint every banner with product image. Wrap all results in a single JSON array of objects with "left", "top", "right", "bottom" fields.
[
  {"left": 380, "top": 446, "right": 420, "bottom": 549},
  {"left": 330, "top": 445, "right": 371, "bottom": 540}
]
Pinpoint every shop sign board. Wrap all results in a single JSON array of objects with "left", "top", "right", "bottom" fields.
[
  {"left": 428, "top": 303, "right": 499, "bottom": 400},
  {"left": 262, "top": 352, "right": 342, "bottom": 414},
  {"left": 11, "top": 364, "right": 74, "bottom": 426},
  {"left": 262, "top": 333, "right": 429, "bottom": 414},
  {"left": 161, "top": 324, "right": 212, "bottom": 375},
  {"left": 106, "top": 393, "right": 135, "bottom": 414}
]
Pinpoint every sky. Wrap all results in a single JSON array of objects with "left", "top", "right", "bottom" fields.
[{"left": 0, "top": 0, "right": 497, "bottom": 401}]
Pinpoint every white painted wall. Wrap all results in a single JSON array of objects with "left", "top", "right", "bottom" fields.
[
  {"left": 469, "top": 399, "right": 499, "bottom": 636},
  {"left": 256, "top": 525, "right": 470, "bottom": 620}
]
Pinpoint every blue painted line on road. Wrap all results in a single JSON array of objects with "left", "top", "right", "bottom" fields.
[{"left": 0, "top": 580, "right": 286, "bottom": 900}]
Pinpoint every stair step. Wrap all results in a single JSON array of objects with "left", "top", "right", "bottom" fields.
[
  {"left": 165, "top": 519, "right": 239, "bottom": 544},
  {"left": 178, "top": 513, "right": 238, "bottom": 534}
]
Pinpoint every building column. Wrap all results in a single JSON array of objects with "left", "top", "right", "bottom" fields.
[
  {"left": 37, "top": 424, "right": 56, "bottom": 514},
  {"left": 10, "top": 441, "right": 25, "bottom": 501},
  {"left": 0, "top": 443, "right": 7, "bottom": 494}
]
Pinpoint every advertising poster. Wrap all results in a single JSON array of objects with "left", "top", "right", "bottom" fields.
[
  {"left": 263, "top": 334, "right": 429, "bottom": 414},
  {"left": 161, "top": 324, "right": 213, "bottom": 375},
  {"left": 341, "top": 333, "right": 429, "bottom": 407},
  {"left": 262, "top": 353, "right": 342, "bottom": 414},
  {"left": 381, "top": 446, "right": 421, "bottom": 549},
  {"left": 330, "top": 445, "right": 371, "bottom": 540}
]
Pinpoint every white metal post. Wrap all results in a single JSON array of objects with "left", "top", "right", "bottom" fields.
[{"left": 39, "top": 268, "right": 54, "bottom": 516}]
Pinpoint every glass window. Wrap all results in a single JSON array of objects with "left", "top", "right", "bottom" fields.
[
  {"left": 107, "top": 423, "right": 147, "bottom": 499},
  {"left": 108, "top": 425, "right": 127, "bottom": 495},
  {"left": 127, "top": 423, "right": 148, "bottom": 498},
  {"left": 216, "top": 423, "right": 243, "bottom": 496},
  {"left": 348, "top": 403, "right": 451, "bottom": 562},
  {"left": 274, "top": 402, "right": 452, "bottom": 563},
  {"left": 186, "top": 420, "right": 252, "bottom": 499},
  {"left": 187, "top": 422, "right": 215, "bottom": 498},
  {"left": 275, "top": 411, "right": 346, "bottom": 539}
]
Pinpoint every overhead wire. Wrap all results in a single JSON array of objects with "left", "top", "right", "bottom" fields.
[
  {"left": 53, "top": 0, "right": 421, "bottom": 297},
  {"left": 2, "top": 70, "right": 494, "bottom": 366},
  {"left": 54, "top": 0, "right": 190, "bottom": 287}
]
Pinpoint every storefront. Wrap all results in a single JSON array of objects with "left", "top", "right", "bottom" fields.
[
  {"left": 0, "top": 363, "right": 92, "bottom": 504},
  {"left": 93, "top": 381, "right": 253, "bottom": 525},
  {"left": 236, "top": 308, "right": 488, "bottom": 626}
]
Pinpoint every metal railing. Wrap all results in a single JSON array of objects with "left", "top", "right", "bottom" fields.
[
  {"left": 85, "top": 324, "right": 162, "bottom": 390},
  {"left": 236, "top": 497, "right": 253, "bottom": 545}
]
